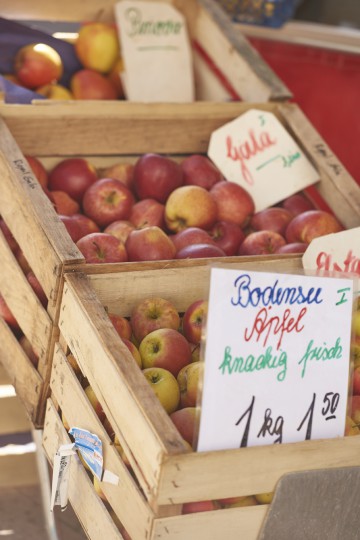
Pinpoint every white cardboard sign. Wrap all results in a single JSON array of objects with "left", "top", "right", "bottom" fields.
[
  {"left": 207, "top": 109, "right": 320, "bottom": 212},
  {"left": 115, "top": 1, "right": 195, "bottom": 102},
  {"left": 302, "top": 227, "right": 360, "bottom": 276},
  {"left": 197, "top": 267, "right": 354, "bottom": 452}
]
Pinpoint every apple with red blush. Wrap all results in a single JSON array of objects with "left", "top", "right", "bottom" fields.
[
  {"left": 176, "top": 243, "right": 226, "bottom": 259},
  {"left": 59, "top": 215, "right": 83, "bottom": 243},
  {"left": 0, "top": 294, "right": 20, "bottom": 332},
  {"left": 182, "top": 299, "right": 208, "bottom": 345},
  {"left": 182, "top": 500, "right": 218, "bottom": 514},
  {"left": 210, "top": 181, "right": 255, "bottom": 227},
  {"left": 281, "top": 192, "right": 315, "bottom": 216},
  {"left": 76, "top": 232, "right": 128, "bottom": 263},
  {"left": 171, "top": 227, "right": 216, "bottom": 253},
  {"left": 133, "top": 153, "right": 183, "bottom": 203},
  {"left": 71, "top": 213, "right": 100, "bottom": 238},
  {"left": 84, "top": 384, "right": 106, "bottom": 423},
  {"left": 25, "top": 155, "right": 48, "bottom": 189},
  {"left": 48, "top": 158, "right": 98, "bottom": 203},
  {"left": 275, "top": 242, "right": 307, "bottom": 254},
  {"left": 108, "top": 312, "right": 132, "bottom": 340},
  {"left": 0, "top": 218, "right": 19, "bottom": 253},
  {"left": 122, "top": 338, "right": 142, "bottom": 368},
  {"left": 14, "top": 43, "right": 63, "bottom": 89},
  {"left": 143, "top": 366, "right": 180, "bottom": 414},
  {"left": 170, "top": 406, "right": 197, "bottom": 446},
  {"left": 165, "top": 185, "right": 218, "bottom": 233},
  {"left": 353, "top": 366, "right": 360, "bottom": 396},
  {"left": 51, "top": 190, "right": 80, "bottom": 216},
  {"left": 208, "top": 220, "right": 245, "bottom": 256},
  {"left": 250, "top": 207, "right": 293, "bottom": 236},
  {"left": 129, "top": 198, "right": 165, "bottom": 230},
  {"left": 102, "top": 162, "right": 134, "bottom": 191},
  {"left": 177, "top": 361, "right": 203, "bottom": 408},
  {"left": 238, "top": 230, "right": 286, "bottom": 255},
  {"left": 125, "top": 226, "right": 175, "bottom": 262},
  {"left": 130, "top": 297, "right": 180, "bottom": 343},
  {"left": 82, "top": 178, "right": 135, "bottom": 228},
  {"left": 285, "top": 210, "right": 343, "bottom": 244},
  {"left": 181, "top": 154, "right": 223, "bottom": 190},
  {"left": 139, "top": 327, "right": 191, "bottom": 377},
  {"left": 70, "top": 69, "right": 118, "bottom": 100},
  {"left": 104, "top": 220, "right": 135, "bottom": 244}
]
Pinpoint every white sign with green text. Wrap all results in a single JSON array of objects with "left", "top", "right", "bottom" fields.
[
  {"left": 115, "top": 1, "right": 194, "bottom": 102},
  {"left": 197, "top": 268, "right": 355, "bottom": 452}
]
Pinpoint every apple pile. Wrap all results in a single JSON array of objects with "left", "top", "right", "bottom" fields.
[
  {"left": 5, "top": 22, "right": 125, "bottom": 100},
  {"left": 25, "top": 152, "right": 344, "bottom": 264}
]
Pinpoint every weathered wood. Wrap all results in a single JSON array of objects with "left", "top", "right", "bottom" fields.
[{"left": 259, "top": 467, "right": 360, "bottom": 540}]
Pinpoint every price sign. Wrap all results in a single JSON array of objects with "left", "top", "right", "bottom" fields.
[
  {"left": 115, "top": 1, "right": 195, "bottom": 102},
  {"left": 207, "top": 109, "right": 320, "bottom": 211},
  {"left": 196, "top": 267, "right": 355, "bottom": 452},
  {"left": 302, "top": 228, "right": 360, "bottom": 276}
]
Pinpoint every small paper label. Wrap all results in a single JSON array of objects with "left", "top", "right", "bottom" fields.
[
  {"left": 50, "top": 444, "right": 76, "bottom": 512},
  {"left": 69, "top": 427, "right": 103, "bottom": 481},
  {"left": 208, "top": 109, "right": 320, "bottom": 211},
  {"left": 302, "top": 228, "right": 360, "bottom": 276},
  {"left": 115, "top": 0, "right": 195, "bottom": 102}
]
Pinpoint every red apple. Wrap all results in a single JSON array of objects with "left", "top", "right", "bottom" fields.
[
  {"left": 171, "top": 227, "right": 216, "bottom": 253},
  {"left": 177, "top": 361, "right": 203, "bottom": 408},
  {"left": 107, "top": 57, "right": 126, "bottom": 100},
  {"left": 281, "top": 192, "right": 315, "bottom": 216},
  {"left": 75, "top": 22, "right": 119, "bottom": 74},
  {"left": 70, "top": 69, "right": 118, "bottom": 100},
  {"left": 108, "top": 313, "right": 132, "bottom": 340},
  {"left": 182, "top": 500, "right": 218, "bottom": 514},
  {"left": 19, "top": 335, "right": 39, "bottom": 368},
  {"left": 59, "top": 215, "right": 83, "bottom": 243},
  {"left": 139, "top": 328, "right": 191, "bottom": 377},
  {"left": 165, "top": 185, "right": 218, "bottom": 233},
  {"left": 275, "top": 242, "right": 308, "bottom": 254},
  {"left": 133, "top": 153, "right": 184, "bottom": 203},
  {"left": 0, "top": 295, "right": 20, "bottom": 332},
  {"left": 104, "top": 220, "right": 135, "bottom": 244},
  {"left": 50, "top": 190, "right": 80, "bottom": 216},
  {"left": 210, "top": 181, "right": 255, "bottom": 227},
  {"left": 84, "top": 384, "right": 106, "bottom": 423},
  {"left": 130, "top": 297, "right": 180, "bottom": 343},
  {"left": 36, "top": 83, "right": 73, "bottom": 100},
  {"left": 48, "top": 158, "right": 98, "bottom": 203},
  {"left": 238, "top": 230, "right": 286, "bottom": 255},
  {"left": 82, "top": 178, "right": 135, "bottom": 228},
  {"left": 345, "top": 415, "right": 360, "bottom": 436},
  {"left": 285, "top": 210, "right": 343, "bottom": 244},
  {"left": 208, "top": 220, "right": 245, "bottom": 256},
  {"left": 27, "top": 271, "right": 48, "bottom": 308},
  {"left": 122, "top": 338, "right": 142, "bottom": 368},
  {"left": 142, "top": 366, "right": 180, "bottom": 414},
  {"left": 25, "top": 155, "right": 48, "bottom": 189},
  {"left": 71, "top": 213, "right": 100, "bottom": 238},
  {"left": 102, "top": 162, "right": 134, "bottom": 191},
  {"left": 129, "top": 199, "right": 165, "bottom": 230},
  {"left": 76, "top": 232, "right": 128, "bottom": 263},
  {"left": 353, "top": 366, "right": 360, "bottom": 396},
  {"left": 175, "top": 243, "right": 226, "bottom": 259},
  {"left": 182, "top": 300, "right": 208, "bottom": 345},
  {"left": 170, "top": 406, "right": 197, "bottom": 445},
  {"left": 14, "top": 43, "right": 63, "bottom": 89},
  {"left": 14, "top": 247, "right": 31, "bottom": 274},
  {"left": 181, "top": 154, "right": 223, "bottom": 190},
  {"left": 250, "top": 207, "right": 293, "bottom": 236},
  {"left": 0, "top": 218, "right": 19, "bottom": 253},
  {"left": 351, "top": 395, "right": 360, "bottom": 424},
  {"left": 125, "top": 226, "right": 175, "bottom": 262}
]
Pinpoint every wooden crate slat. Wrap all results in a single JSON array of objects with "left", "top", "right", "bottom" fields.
[{"left": 42, "top": 400, "right": 125, "bottom": 540}]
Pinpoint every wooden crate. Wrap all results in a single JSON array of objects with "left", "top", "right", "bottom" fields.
[
  {"left": 0, "top": 99, "right": 359, "bottom": 430},
  {"left": 42, "top": 257, "right": 360, "bottom": 540},
  {"left": 0, "top": 119, "right": 84, "bottom": 427},
  {"left": 0, "top": 0, "right": 291, "bottom": 103}
]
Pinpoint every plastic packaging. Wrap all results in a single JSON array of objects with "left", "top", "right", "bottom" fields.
[{"left": 218, "top": 0, "right": 303, "bottom": 28}]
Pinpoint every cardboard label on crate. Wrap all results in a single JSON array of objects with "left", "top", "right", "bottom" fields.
[
  {"left": 207, "top": 110, "right": 320, "bottom": 212},
  {"left": 196, "top": 267, "right": 355, "bottom": 452},
  {"left": 302, "top": 228, "right": 360, "bottom": 276},
  {"left": 115, "top": 1, "right": 195, "bottom": 102}
]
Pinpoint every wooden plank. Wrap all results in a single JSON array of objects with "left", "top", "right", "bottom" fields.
[
  {"left": 152, "top": 504, "right": 268, "bottom": 540},
  {"left": 42, "top": 400, "right": 125, "bottom": 540},
  {"left": 0, "top": 453, "right": 39, "bottom": 487},
  {"left": 0, "top": 364, "right": 11, "bottom": 385},
  {"left": 259, "top": 467, "right": 360, "bottom": 540},
  {"left": 59, "top": 275, "right": 189, "bottom": 498},
  {"left": 0, "top": 396, "right": 31, "bottom": 435},
  {"left": 50, "top": 345, "right": 157, "bottom": 538},
  {"left": 157, "top": 436, "right": 360, "bottom": 505},
  {"left": 0, "top": 318, "right": 43, "bottom": 424}
]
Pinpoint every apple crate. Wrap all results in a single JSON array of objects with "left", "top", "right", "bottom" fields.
[
  {"left": 0, "top": 0, "right": 291, "bottom": 103},
  {"left": 0, "top": 118, "right": 84, "bottom": 427},
  {"left": 42, "top": 257, "right": 360, "bottom": 540}
]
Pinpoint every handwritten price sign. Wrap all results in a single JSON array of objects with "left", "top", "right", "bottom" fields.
[
  {"left": 207, "top": 109, "right": 320, "bottom": 211},
  {"left": 196, "top": 268, "right": 355, "bottom": 452}
]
